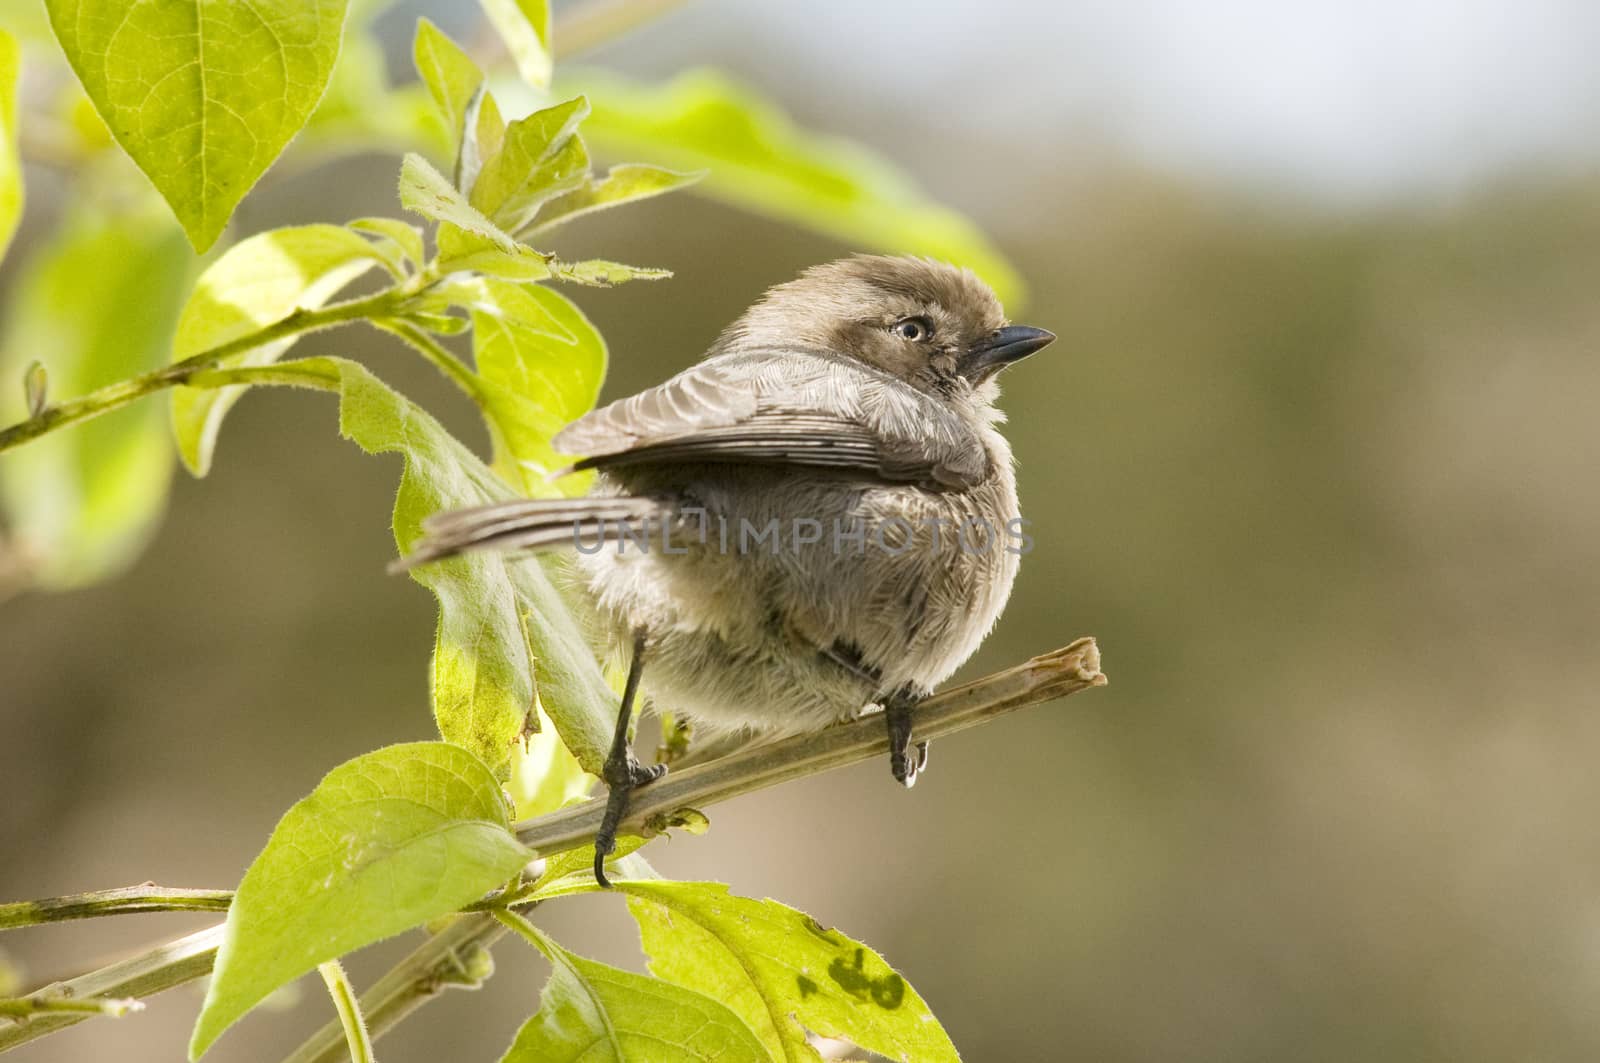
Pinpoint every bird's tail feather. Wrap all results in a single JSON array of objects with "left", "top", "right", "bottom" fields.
[{"left": 390, "top": 495, "right": 673, "bottom": 572}]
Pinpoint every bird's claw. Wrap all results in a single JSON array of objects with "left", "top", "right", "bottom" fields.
[
  {"left": 594, "top": 755, "right": 667, "bottom": 889},
  {"left": 884, "top": 693, "right": 930, "bottom": 788}
]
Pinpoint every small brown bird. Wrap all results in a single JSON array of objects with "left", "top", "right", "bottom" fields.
[{"left": 403, "top": 255, "right": 1054, "bottom": 884}]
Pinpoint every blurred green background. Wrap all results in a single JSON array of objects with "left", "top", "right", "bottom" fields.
[{"left": 4, "top": 1, "right": 1600, "bottom": 1061}]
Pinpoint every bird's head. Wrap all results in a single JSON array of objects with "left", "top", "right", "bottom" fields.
[{"left": 717, "top": 254, "right": 1054, "bottom": 399}]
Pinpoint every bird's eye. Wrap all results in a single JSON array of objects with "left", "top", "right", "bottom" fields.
[{"left": 892, "top": 317, "right": 933, "bottom": 342}]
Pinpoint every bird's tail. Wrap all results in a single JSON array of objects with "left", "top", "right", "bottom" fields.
[{"left": 390, "top": 495, "right": 674, "bottom": 572}]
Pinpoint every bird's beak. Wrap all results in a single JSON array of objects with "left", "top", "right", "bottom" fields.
[{"left": 960, "top": 325, "right": 1056, "bottom": 382}]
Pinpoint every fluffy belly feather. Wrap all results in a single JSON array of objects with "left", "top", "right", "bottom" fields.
[{"left": 576, "top": 460, "right": 1021, "bottom": 736}]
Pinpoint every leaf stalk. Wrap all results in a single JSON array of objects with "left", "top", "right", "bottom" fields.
[
  {"left": 315, "top": 960, "right": 375, "bottom": 1063},
  {"left": 0, "top": 288, "right": 402, "bottom": 455}
]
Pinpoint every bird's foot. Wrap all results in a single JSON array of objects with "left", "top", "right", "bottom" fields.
[
  {"left": 884, "top": 691, "right": 931, "bottom": 788},
  {"left": 594, "top": 753, "right": 667, "bottom": 888}
]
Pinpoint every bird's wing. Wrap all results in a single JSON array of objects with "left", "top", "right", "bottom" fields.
[{"left": 553, "top": 348, "right": 989, "bottom": 488}]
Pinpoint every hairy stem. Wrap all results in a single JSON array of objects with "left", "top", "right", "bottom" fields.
[
  {"left": 283, "top": 915, "right": 504, "bottom": 1063},
  {"left": 316, "top": 960, "right": 374, "bottom": 1063},
  {"left": 186, "top": 363, "right": 345, "bottom": 393},
  {"left": 0, "top": 639, "right": 1104, "bottom": 1054},
  {"left": 370, "top": 319, "right": 486, "bottom": 402},
  {"left": 0, "top": 886, "right": 232, "bottom": 931},
  {"left": 0, "top": 288, "right": 400, "bottom": 454}
]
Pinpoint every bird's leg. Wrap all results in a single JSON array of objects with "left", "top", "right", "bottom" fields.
[
  {"left": 594, "top": 630, "right": 666, "bottom": 888},
  {"left": 883, "top": 687, "right": 931, "bottom": 788},
  {"left": 824, "top": 644, "right": 929, "bottom": 788}
]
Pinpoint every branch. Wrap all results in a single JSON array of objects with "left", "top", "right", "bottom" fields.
[
  {"left": 0, "top": 886, "right": 232, "bottom": 931},
  {"left": 0, "top": 639, "right": 1104, "bottom": 1054},
  {"left": 511, "top": 637, "right": 1107, "bottom": 852},
  {"left": 286, "top": 639, "right": 1105, "bottom": 1059},
  {"left": 0, "top": 924, "right": 221, "bottom": 1050}
]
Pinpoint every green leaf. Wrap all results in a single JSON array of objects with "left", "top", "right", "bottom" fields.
[
  {"left": 340, "top": 355, "right": 616, "bottom": 774},
  {"left": 506, "top": 700, "right": 592, "bottom": 820},
  {"left": 189, "top": 742, "right": 530, "bottom": 1059},
  {"left": 399, "top": 150, "right": 529, "bottom": 258},
  {"left": 479, "top": 0, "right": 552, "bottom": 90},
  {"left": 460, "top": 278, "right": 605, "bottom": 493},
  {"left": 410, "top": 17, "right": 508, "bottom": 197},
  {"left": 413, "top": 17, "right": 483, "bottom": 155},
  {"left": 347, "top": 216, "right": 425, "bottom": 273},
  {"left": 44, "top": 0, "right": 352, "bottom": 251},
  {"left": 624, "top": 882, "right": 960, "bottom": 1063},
  {"left": 22, "top": 361, "right": 46, "bottom": 418},
  {"left": 469, "top": 96, "right": 591, "bottom": 236},
  {"left": 438, "top": 247, "right": 553, "bottom": 282},
  {"left": 495, "top": 911, "right": 771, "bottom": 1063},
  {"left": 406, "top": 311, "right": 469, "bottom": 335},
  {"left": 550, "top": 259, "right": 672, "bottom": 287},
  {"left": 0, "top": 200, "right": 189, "bottom": 589},
  {"left": 0, "top": 29, "right": 21, "bottom": 263},
  {"left": 532, "top": 163, "right": 705, "bottom": 233},
  {"left": 572, "top": 68, "right": 1026, "bottom": 306},
  {"left": 462, "top": 88, "right": 508, "bottom": 197},
  {"left": 170, "top": 224, "right": 388, "bottom": 476},
  {"left": 195, "top": 354, "right": 617, "bottom": 773}
]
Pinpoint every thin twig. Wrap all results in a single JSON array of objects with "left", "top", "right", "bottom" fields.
[
  {"left": 0, "top": 886, "right": 233, "bottom": 931},
  {"left": 0, "top": 995, "right": 143, "bottom": 1020},
  {"left": 0, "top": 639, "right": 1104, "bottom": 1054}
]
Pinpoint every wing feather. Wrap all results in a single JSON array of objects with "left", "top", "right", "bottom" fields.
[{"left": 552, "top": 348, "right": 988, "bottom": 489}]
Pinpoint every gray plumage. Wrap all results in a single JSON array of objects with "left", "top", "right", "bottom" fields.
[{"left": 403, "top": 254, "right": 1053, "bottom": 746}]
